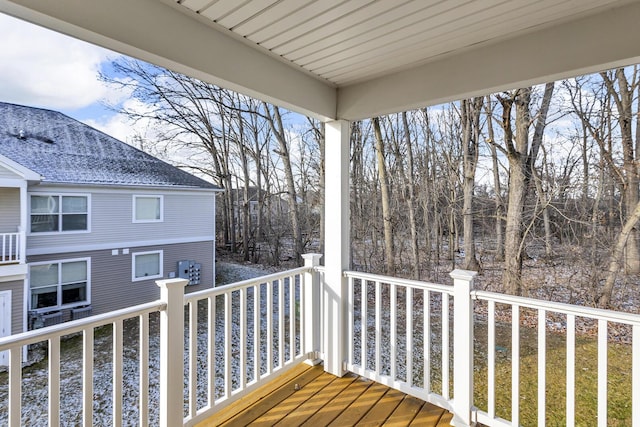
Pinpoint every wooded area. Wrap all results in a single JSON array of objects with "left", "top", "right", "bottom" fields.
[{"left": 105, "top": 60, "right": 640, "bottom": 309}]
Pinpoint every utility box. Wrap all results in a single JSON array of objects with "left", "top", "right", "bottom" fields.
[{"left": 178, "top": 260, "right": 201, "bottom": 285}]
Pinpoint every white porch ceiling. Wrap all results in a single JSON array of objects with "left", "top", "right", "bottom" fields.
[{"left": 1, "top": 0, "right": 640, "bottom": 121}]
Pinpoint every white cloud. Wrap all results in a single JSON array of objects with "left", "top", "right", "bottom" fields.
[
  {"left": 84, "top": 99, "right": 156, "bottom": 144},
  {"left": 0, "top": 13, "right": 122, "bottom": 109}
]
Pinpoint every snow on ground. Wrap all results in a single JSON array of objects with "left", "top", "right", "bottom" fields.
[
  {"left": 0, "top": 261, "right": 273, "bottom": 426},
  {"left": 215, "top": 261, "right": 275, "bottom": 285}
]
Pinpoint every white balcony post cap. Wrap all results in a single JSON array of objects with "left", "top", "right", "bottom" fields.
[
  {"left": 449, "top": 269, "right": 478, "bottom": 282},
  {"left": 156, "top": 278, "right": 189, "bottom": 290},
  {"left": 302, "top": 253, "right": 323, "bottom": 267}
]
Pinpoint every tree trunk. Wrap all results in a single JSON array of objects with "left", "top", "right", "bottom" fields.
[
  {"left": 373, "top": 117, "right": 395, "bottom": 275},
  {"left": 264, "top": 104, "right": 304, "bottom": 265},
  {"left": 485, "top": 98, "right": 505, "bottom": 261},
  {"left": 532, "top": 161, "right": 553, "bottom": 258},
  {"left": 599, "top": 200, "right": 640, "bottom": 307},
  {"left": 601, "top": 68, "right": 640, "bottom": 273},
  {"left": 401, "top": 112, "right": 420, "bottom": 279},
  {"left": 501, "top": 83, "right": 554, "bottom": 295},
  {"left": 461, "top": 98, "right": 483, "bottom": 271}
]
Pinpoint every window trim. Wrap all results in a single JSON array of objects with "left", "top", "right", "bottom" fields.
[
  {"left": 132, "top": 250, "right": 163, "bottom": 282},
  {"left": 28, "top": 193, "right": 91, "bottom": 235},
  {"left": 132, "top": 195, "right": 164, "bottom": 223},
  {"left": 28, "top": 257, "right": 91, "bottom": 312}
]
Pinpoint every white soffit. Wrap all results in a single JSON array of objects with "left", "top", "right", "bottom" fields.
[{"left": 1, "top": 0, "right": 640, "bottom": 121}]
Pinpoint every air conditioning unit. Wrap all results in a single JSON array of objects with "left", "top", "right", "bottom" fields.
[
  {"left": 29, "top": 311, "right": 63, "bottom": 329},
  {"left": 71, "top": 306, "right": 92, "bottom": 320}
]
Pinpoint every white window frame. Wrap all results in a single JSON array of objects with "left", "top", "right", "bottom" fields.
[
  {"left": 132, "top": 250, "right": 163, "bottom": 282},
  {"left": 132, "top": 195, "right": 164, "bottom": 223},
  {"left": 28, "top": 193, "right": 91, "bottom": 235},
  {"left": 28, "top": 257, "right": 91, "bottom": 312}
]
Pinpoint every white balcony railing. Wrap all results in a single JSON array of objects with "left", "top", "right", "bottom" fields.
[
  {"left": 180, "top": 260, "right": 317, "bottom": 425},
  {"left": 0, "top": 231, "right": 23, "bottom": 265},
  {"left": 0, "top": 256, "right": 318, "bottom": 427},
  {"left": 0, "top": 255, "right": 638, "bottom": 426}
]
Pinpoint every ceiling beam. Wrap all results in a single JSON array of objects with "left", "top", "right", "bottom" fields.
[
  {"left": 337, "top": 1, "right": 640, "bottom": 120},
  {"left": 0, "top": 0, "right": 337, "bottom": 120}
]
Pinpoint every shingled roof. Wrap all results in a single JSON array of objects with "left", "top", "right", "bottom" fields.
[{"left": 0, "top": 101, "right": 219, "bottom": 189}]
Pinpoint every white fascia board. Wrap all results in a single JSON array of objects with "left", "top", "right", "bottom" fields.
[
  {"left": 0, "top": 154, "right": 42, "bottom": 182},
  {"left": 0, "top": 264, "right": 28, "bottom": 282},
  {"left": 0, "top": 0, "right": 337, "bottom": 121},
  {"left": 31, "top": 182, "right": 222, "bottom": 194},
  {"left": 26, "top": 235, "right": 215, "bottom": 257},
  {"left": 337, "top": 2, "right": 640, "bottom": 120}
]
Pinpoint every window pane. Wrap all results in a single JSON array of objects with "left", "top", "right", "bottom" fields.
[
  {"left": 30, "top": 264, "right": 59, "bottom": 287},
  {"left": 31, "top": 286, "right": 58, "bottom": 309},
  {"left": 62, "top": 214, "right": 87, "bottom": 231},
  {"left": 135, "top": 253, "right": 160, "bottom": 278},
  {"left": 31, "top": 214, "right": 59, "bottom": 232},
  {"left": 62, "top": 196, "right": 87, "bottom": 213},
  {"left": 62, "top": 261, "right": 87, "bottom": 283},
  {"left": 135, "top": 197, "right": 160, "bottom": 221},
  {"left": 62, "top": 282, "right": 86, "bottom": 304},
  {"left": 31, "top": 195, "right": 59, "bottom": 214}
]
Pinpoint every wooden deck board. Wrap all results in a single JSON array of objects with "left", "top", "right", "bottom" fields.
[
  {"left": 328, "top": 381, "right": 389, "bottom": 426},
  {"left": 300, "top": 375, "right": 372, "bottom": 426},
  {"left": 197, "top": 364, "right": 451, "bottom": 427},
  {"left": 383, "top": 395, "right": 424, "bottom": 426},
  {"left": 356, "top": 388, "right": 406, "bottom": 426},
  {"left": 279, "top": 374, "right": 359, "bottom": 426},
  {"left": 251, "top": 371, "right": 336, "bottom": 425},
  {"left": 409, "top": 401, "right": 447, "bottom": 426},
  {"left": 220, "top": 366, "right": 325, "bottom": 426}
]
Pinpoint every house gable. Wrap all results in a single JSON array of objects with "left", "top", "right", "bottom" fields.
[{"left": 0, "top": 154, "right": 41, "bottom": 184}]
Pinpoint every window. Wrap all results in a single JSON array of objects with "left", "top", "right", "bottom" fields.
[
  {"left": 29, "top": 259, "right": 90, "bottom": 311},
  {"left": 133, "top": 195, "right": 163, "bottom": 223},
  {"left": 132, "top": 250, "right": 163, "bottom": 281},
  {"left": 30, "top": 194, "right": 89, "bottom": 233}
]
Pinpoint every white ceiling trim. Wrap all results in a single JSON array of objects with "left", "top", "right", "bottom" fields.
[
  {"left": 337, "top": 1, "right": 640, "bottom": 120},
  {"left": 1, "top": 0, "right": 639, "bottom": 122}
]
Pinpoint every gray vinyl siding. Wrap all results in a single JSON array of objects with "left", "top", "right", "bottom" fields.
[
  {"left": 0, "top": 165, "right": 21, "bottom": 179},
  {"left": 0, "top": 188, "right": 20, "bottom": 233},
  {"left": 0, "top": 279, "right": 25, "bottom": 335},
  {"left": 27, "top": 240, "right": 214, "bottom": 317},
  {"left": 26, "top": 186, "right": 215, "bottom": 253}
]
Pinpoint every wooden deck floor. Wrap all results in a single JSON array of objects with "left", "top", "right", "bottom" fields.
[{"left": 197, "top": 364, "right": 452, "bottom": 427}]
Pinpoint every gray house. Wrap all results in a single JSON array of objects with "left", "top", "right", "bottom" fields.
[{"left": 0, "top": 101, "right": 221, "bottom": 338}]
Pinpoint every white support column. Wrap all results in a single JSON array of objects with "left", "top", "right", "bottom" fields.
[
  {"left": 302, "top": 253, "right": 322, "bottom": 365},
  {"left": 18, "top": 182, "right": 27, "bottom": 263},
  {"left": 156, "top": 278, "right": 188, "bottom": 427},
  {"left": 450, "top": 269, "right": 477, "bottom": 427},
  {"left": 323, "top": 120, "right": 350, "bottom": 377}
]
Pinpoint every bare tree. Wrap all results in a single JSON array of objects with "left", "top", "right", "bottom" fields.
[
  {"left": 401, "top": 112, "right": 421, "bottom": 279},
  {"left": 496, "top": 83, "right": 555, "bottom": 295},
  {"left": 485, "top": 97, "right": 505, "bottom": 261},
  {"left": 460, "top": 97, "right": 484, "bottom": 270},
  {"left": 372, "top": 117, "right": 395, "bottom": 275},
  {"left": 263, "top": 103, "right": 304, "bottom": 265}
]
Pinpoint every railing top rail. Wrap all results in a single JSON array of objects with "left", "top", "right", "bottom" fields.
[
  {"left": 344, "top": 270, "right": 454, "bottom": 295},
  {"left": 184, "top": 266, "right": 311, "bottom": 304},
  {"left": 0, "top": 300, "right": 165, "bottom": 351},
  {"left": 473, "top": 290, "right": 640, "bottom": 325}
]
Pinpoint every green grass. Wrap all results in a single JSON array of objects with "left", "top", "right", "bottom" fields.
[{"left": 473, "top": 325, "right": 633, "bottom": 426}]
